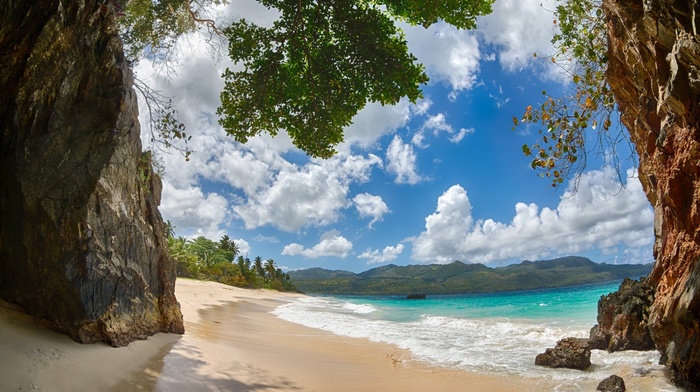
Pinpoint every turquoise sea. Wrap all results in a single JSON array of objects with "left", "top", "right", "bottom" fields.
[{"left": 273, "top": 281, "right": 681, "bottom": 391}]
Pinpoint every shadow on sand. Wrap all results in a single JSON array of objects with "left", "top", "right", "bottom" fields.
[{"left": 110, "top": 336, "right": 303, "bottom": 392}]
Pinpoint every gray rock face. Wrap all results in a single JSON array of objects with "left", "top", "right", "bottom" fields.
[
  {"left": 0, "top": 0, "right": 184, "bottom": 346},
  {"left": 535, "top": 337, "right": 591, "bottom": 370},
  {"left": 589, "top": 278, "right": 655, "bottom": 351}
]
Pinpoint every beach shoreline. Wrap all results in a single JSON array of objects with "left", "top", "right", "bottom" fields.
[{"left": 0, "top": 278, "right": 666, "bottom": 391}]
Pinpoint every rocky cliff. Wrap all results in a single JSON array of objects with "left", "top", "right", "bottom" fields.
[
  {"left": 0, "top": 1, "right": 184, "bottom": 346},
  {"left": 589, "top": 278, "right": 655, "bottom": 352},
  {"left": 603, "top": 0, "right": 700, "bottom": 389}
]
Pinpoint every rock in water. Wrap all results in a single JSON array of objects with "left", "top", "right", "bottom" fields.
[
  {"left": 589, "top": 278, "right": 655, "bottom": 351},
  {"left": 596, "top": 374, "right": 627, "bottom": 392},
  {"left": 596, "top": 375, "right": 626, "bottom": 392},
  {"left": 0, "top": 1, "right": 184, "bottom": 346},
  {"left": 603, "top": 0, "right": 700, "bottom": 389},
  {"left": 535, "top": 337, "right": 591, "bottom": 370}
]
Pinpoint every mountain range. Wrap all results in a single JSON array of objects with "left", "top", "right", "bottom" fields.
[{"left": 288, "top": 256, "right": 653, "bottom": 295}]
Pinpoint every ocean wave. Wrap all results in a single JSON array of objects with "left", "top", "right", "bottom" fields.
[{"left": 341, "top": 302, "right": 378, "bottom": 314}]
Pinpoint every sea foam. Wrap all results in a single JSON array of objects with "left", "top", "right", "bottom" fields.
[{"left": 272, "top": 285, "right": 681, "bottom": 391}]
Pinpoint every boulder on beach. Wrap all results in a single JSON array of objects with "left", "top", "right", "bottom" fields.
[
  {"left": 596, "top": 374, "right": 626, "bottom": 392},
  {"left": 535, "top": 337, "right": 591, "bottom": 370}
]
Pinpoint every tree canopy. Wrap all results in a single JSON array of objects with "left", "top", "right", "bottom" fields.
[
  {"left": 120, "top": 0, "right": 494, "bottom": 158},
  {"left": 121, "top": 0, "right": 622, "bottom": 185}
]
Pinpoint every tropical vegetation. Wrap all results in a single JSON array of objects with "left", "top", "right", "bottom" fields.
[{"left": 166, "top": 223, "right": 297, "bottom": 292}]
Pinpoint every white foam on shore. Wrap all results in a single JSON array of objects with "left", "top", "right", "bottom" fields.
[{"left": 273, "top": 296, "right": 681, "bottom": 391}]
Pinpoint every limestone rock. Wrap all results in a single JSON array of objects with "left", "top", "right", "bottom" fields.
[
  {"left": 597, "top": 375, "right": 626, "bottom": 392},
  {"left": 0, "top": 1, "right": 184, "bottom": 346},
  {"left": 603, "top": 0, "right": 700, "bottom": 389},
  {"left": 535, "top": 337, "right": 591, "bottom": 370},
  {"left": 589, "top": 278, "right": 655, "bottom": 351}
]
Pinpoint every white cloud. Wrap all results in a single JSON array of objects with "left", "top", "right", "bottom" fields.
[
  {"left": 224, "top": 0, "right": 280, "bottom": 27},
  {"left": 159, "top": 180, "right": 229, "bottom": 240},
  {"left": 282, "top": 230, "right": 353, "bottom": 259},
  {"left": 450, "top": 128, "right": 475, "bottom": 144},
  {"left": 412, "top": 98, "right": 433, "bottom": 116},
  {"left": 233, "top": 152, "right": 382, "bottom": 231},
  {"left": 252, "top": 234, "right": 279, "bottom": 243},
  {"left": 205, "top": 147, "right": 273, "bottom": 195},
  {"left": 344, "top": 100, "right": 413, "bottom": 148},
  {"left": 353, "top": 193, "right": 390, "bottom": 228},
  {"left": 386, "top": 135, "right": 422, "bottom": 185},
  {"left": 477, "top": 0, "right": 559, "bottom": 73},
  {"left": 359, "top": 244, "right": 405, "bottom": 264},
  {"left": 403, "top": 22, "right": 481, "bottom": 98},
  {"left": 411, "top": 168, "right": 654, "bottom": 264},
  {"left": 413, "top": 113, "right": 474, "bottom": 146},
  {"left": 232, "top": 238, "right": 251, "bottom": 256},
  {"left": 411, "top": 132, "right": 429, "bottom": 149},
  {"left": 233, "top": 163, "right": 348, "bottom": 231},
  {"left": 422, "top": 113, "right": 454, "bottom": 136}
]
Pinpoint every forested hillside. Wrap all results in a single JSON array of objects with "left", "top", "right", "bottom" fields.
[{"left": 290, "top": 257, "right": 652, "bottom": 295}]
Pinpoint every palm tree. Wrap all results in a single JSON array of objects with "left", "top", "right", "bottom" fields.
[
  {"left": 164, "top": 220, "right": 176, "bottom": 239},
  {"left": 264, "top": 259, "right": 276, "bottom": 279},
  {"left": 219, "top": 235, "right": 232, "bottom": 251},
  {"left": 253, "top": 256, "right": 264, "bottom": 278},
  {"left": 229, "top": 240, "right": 240, "bottom": 259}
]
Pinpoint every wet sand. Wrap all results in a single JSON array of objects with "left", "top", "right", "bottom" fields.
[{"left": 1, "top": 278, "right": 557, "bottom": 391}]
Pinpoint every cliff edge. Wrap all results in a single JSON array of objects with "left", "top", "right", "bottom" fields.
[
  {"left": 0, "top": 1, "right": 184, "bottom": 346},
  {"left": 604, "top": 0, "right": 700, "bottom": 389}
]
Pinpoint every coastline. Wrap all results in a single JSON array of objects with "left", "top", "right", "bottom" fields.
[{"left": 0, "top": 278, "right": 668, "bottom": 391}]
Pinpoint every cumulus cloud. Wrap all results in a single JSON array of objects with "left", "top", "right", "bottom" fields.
[
  {"left": 477, "top": 0, "right": 559, "bottom": 73},
  {"left": 344, "top": 100, "right": 413, "bottom": 148},
  {"left": 232, "top": 238, "right": 251, "bottom": 256},
  {"left": 233, "top": 153, "right": 382, "bottom": 231},
  {"left": 386, "top": 135, "right": 422, "bottom": 184},
  {"left": 353, "top": 193, "right": 390, "bottom": 228},
  {"left": 411, "top": 168, "right": 654, "bottom": 264},
  {"left": 403, "top": 22, "right": 481, "bottom": 98},
  {"left": 358, "top": 244, "right": 405, "bottom": 264},
  {"left": 160, "top": 180, "right": 229, "bottom": 239},
  {"left": 282, "top": 230, "right": 353, "bottom": 259}
]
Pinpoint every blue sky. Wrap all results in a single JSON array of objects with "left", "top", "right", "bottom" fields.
[{"left": 136, "top": 0, "right": 654, "bottom": 273}]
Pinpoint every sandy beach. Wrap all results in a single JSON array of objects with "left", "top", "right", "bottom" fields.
[{"left": 1, "top": 279, "right": 572, "bottom": 391}]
